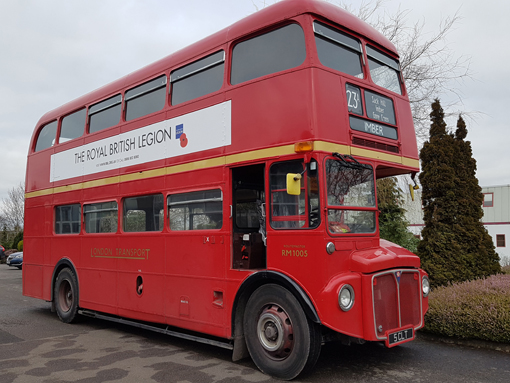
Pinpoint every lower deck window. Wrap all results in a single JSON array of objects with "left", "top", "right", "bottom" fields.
[
  {"left": 55, "top": 204, "right": 81, "bottom": 234},
  {"left": 123, "top": 194, "right": 164, "bottom": 232},
  {"left": 84, "top": 202, "right": 118, "bottom": 233},
  {"left": 168, "top": 189, "right": 223, "bottom": 230}
]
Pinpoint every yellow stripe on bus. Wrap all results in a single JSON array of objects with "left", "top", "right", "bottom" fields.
[{"left": 25, "top": 142, "right": 419, "bottom": 199}]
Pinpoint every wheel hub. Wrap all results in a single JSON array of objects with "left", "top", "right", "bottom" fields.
[{"left": 257, "top": 304, "right": 294, "bottom": 360}]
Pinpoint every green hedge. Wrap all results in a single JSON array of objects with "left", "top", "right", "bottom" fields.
[{"left": 423, "top": 274, "right": 510, "bottom": 343}]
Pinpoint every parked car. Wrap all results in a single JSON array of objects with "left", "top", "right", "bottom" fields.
[
  {"left": 6, "top": 252, "right": 23, "bottom": 269},
  {"left": 0, "top": 245, "right": 5, "bottom": 262}
]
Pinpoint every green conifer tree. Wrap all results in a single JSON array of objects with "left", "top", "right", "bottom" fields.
[
  {"left": 418, "top": 100, "right": 500, "bottom": 287},
  {"left": 377, "top": 177, "right": 419, "bottom": 253},
  {"left": 418, "top": 99, "right": 463, "bottom": 286},
  {"left": 452, "top": 116, "right": 500, "bottom": 277}
]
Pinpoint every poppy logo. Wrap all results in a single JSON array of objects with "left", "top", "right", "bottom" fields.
[
  {"left": 176, "top": 124, "right": 188, "bottom": 148},
  {"left": 180, "top": 133, "right": 188, "bottom": 148}
]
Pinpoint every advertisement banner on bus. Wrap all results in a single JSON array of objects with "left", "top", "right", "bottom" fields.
[{"left": 50, "top": 101, "right": 231, "bottom": 182}]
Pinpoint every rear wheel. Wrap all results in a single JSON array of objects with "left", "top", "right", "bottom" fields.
[
  {"left": 244, "top": 284, "right": 321, "bottom": 380},
  {"left": 54, "top": 268, "right": 79, "bottom": 323}
]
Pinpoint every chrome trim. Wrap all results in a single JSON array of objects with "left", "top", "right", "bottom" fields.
[
  {"left": 171, "top": 51, "right": 226, "bottom": 83},
  {"left": 125, "top": 76, "right": 167, "bottom": 101},
  {"left": 371, "top": 269, "right": 423, "bottom": 341},
  {"left": 338, "top": 284, "right": 355, "bottom": 311},
  {"left": 88, "top": 95, "right": 122, "bottom": 116}
]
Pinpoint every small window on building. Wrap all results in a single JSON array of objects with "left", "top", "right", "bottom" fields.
[
  {"left": 125, "top": 75, "right": 167, "bottom": 121},
  {"left": 314, "top": 21, "right": 363, "bottom": 78},
  {"left": 168, "top": 189, "right": 223, "bottom": 230},
  {"left": 89, "top": 94, "right": 122, "bottom": 134},
  {"left": 496, "top": 234, "right": 505, "bottom": 247},
  {"left": 483, "top": 193, "right": 493, "bottom": 207},
  {"left": 171, "top": 51, "right": 225, "bottom": 105},
  {"left": 231, "top": 24, "right": 306, "bottom": 85},
  {"left": 84, "top": 201, "right": 118, "bottom": 233},
  {"left": 60, "top": 108, "right": 86, "bottom": 143},
  {"left": 35, "top": 120, "right": 58, "bottom": 152},
  {"left": 55, "top": 204, "right": 81, "bottom": 234},
  {"left": 123, "top": 194, "right": 164, "bottom": 232}
]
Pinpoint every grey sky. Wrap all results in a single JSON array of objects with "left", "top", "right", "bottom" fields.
[{"left": 0, "top": 0, "right": 508, "bottom": 201}]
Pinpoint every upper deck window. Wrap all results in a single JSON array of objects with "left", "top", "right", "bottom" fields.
[
  {"left": 125, "top": 75, "right": 167, "bottom": 121},
  {"left": 231, "top": 24, "right": 306, "bottom": 85},
  {"left": 314, "top": 21, "right": 363, "bottom": 78},
  {"left": 60, "top": 108, "right": 86, "bottom": 143},
  {"left": 35, "top": 120, "right": 58, "bottom": 152},
  {"left": 171, "top": 51, "right": 225, "bottom": 105},
  {"left": 367, "top": 46, "right": 402, "bottom": 95},
  {"left": 88, "top": 94, "right": 122, "bottom": 134}
]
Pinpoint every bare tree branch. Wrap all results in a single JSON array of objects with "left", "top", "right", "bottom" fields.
[
  {"left": 337, "top": 0, "right": 471, "bottom": 141},
  {"left": 1, "top": 182, "right": 25, "bottom": 232}
]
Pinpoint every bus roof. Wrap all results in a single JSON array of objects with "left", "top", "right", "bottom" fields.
[{"left": 33, "top": 0, "right": 397, "bottom": 130}]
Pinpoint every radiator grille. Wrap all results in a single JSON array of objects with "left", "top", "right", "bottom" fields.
[
  {"left": 372, "top": 270, "right": 421, "bottom": 338},
  {"left": 352, "top": 137, "right": 399, "bottom": 154}
]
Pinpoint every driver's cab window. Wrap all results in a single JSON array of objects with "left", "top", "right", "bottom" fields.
[
  {"left": 269, "top": 159, "right": 319, "bottom": 229},
  {"left": 325, "top": 156, "right": 376, "bottom": 234}
]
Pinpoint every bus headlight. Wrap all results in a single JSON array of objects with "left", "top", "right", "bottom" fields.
[
  {"left": 338, "top": 284, "right": 355, "bottom": 311},
  {"left": 422, "top": 276, "right": 430, "bottom": 297}
]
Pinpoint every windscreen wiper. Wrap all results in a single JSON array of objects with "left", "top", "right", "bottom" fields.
[{"left": 332, "top": 153, "right": 370, "bottom": 170}]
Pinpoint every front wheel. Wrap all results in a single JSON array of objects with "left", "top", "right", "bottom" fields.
[
  {"left": 54, "top": 268, "right": 79, "bottom": 323},
  {"left": 244, "top": 284, "right": 321, "bottom": 380}
]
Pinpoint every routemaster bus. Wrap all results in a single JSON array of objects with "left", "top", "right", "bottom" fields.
[{"left": 24, "top": 0, "right": 429, "bottom": 379}]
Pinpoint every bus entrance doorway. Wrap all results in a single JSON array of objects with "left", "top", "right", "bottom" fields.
[{"left": 231, "top": 164, "right": 266, "bottom": 270}]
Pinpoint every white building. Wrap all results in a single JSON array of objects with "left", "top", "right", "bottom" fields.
[{"left": 402, "top": 185, "right": 510, "bottom": 265}]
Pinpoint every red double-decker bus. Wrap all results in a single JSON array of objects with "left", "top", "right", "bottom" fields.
[{"left": 24, "top": 0, "right": 429, "bottom": 379}]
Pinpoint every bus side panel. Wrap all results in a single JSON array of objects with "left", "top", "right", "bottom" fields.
[
  {"left": 116, "top": 234, "right": 166, "bottom": 321},
  {"left": 25, "top": 150, "right": 53, "bottom": 194},
  {"left": 227, "top": 70, "right": 314, "bottom": 152},
  {"left": 23, "top": 265, "right": 43, "bottom": 299},
  {"left": 163, "top": 232, "right": 228, "bottom": 338},
  {"left": 312, "top": 68, "right": 350, "bottom": 146},
  {"left": 393, "top": 98, "right": 419, "bottom": 160},
  {"left": 23, "top": 201, "right": 46, "bottom": 299},
  {"left": 266, "top": 230, "right": 327, "bottom": 311},
  {"left": 79, "top": 236, "right": 119, "bottom": 314}
]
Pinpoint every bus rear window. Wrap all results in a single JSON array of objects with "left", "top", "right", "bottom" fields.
[
  {"left": 89, "top": 94, "right": 122, "bottom": 134},
  {"left": 125, "top": 75, "right": 167, "bottom": 121},
  {"left": 367, "top": 46, "right": 402, "bottom": 95},
  {"left": 171, "top": 51, "right": 225, "bottom": 105},
  {"left": 231, "top": 24, "right": 306, "bottom": 85},
  {"left": 60, "top": 108, "right": 86, "bottom": 143},
  {"left": 314, "top": 21, "right": 363, "bottom": 78},
  {"left": 35, "top": 121, "right": 57, "bottom": 152}
]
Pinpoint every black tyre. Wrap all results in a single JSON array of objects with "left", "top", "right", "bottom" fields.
[
  {"left": 244, "top": 284, "right": 321, "bottom": 380},
  {"left": 54, "top": 268, "right": 79, "bottom": 323}
]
